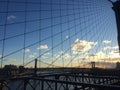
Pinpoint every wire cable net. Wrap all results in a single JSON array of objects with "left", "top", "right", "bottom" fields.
[{"left": 0, "top": 0, "right": 118, "bottom": 68}]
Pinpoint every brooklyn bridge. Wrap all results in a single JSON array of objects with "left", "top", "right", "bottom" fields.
[{"left": 1, "top": 0, "right": 120, "bottom": 90}]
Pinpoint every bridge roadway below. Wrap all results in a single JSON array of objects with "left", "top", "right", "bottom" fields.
[{"left": 1, "top": 68, "right": 120, "bottom": 90}]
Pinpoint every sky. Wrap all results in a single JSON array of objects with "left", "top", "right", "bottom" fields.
[{"left": 0, "top": 0, "right": 119, "bottom": 68}]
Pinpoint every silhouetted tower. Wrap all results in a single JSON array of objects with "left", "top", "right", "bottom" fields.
[
  {"left": 34, "top": 58, "right": 37, "bottom": 76},
  {"left": 91, "top": 62, "right": 95, "bottom": 69},
  {"left": 109, "top": 0, "right": 120, "bottom": 53}
]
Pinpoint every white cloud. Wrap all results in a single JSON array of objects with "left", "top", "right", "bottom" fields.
[
  {"left": 7, "top": 15, "right": 16, "bottom": 20},
  {"left": 109, "top": 50, "right": 120, "bottom": 59},
  {"left": 86, "top": 50, "right": 120, "bottom": 63},
  {"left": 112, "top": 46, "right": 119, "bottom": 49},
  {"left": 65, "top": 35, "right": 69, "bottom": 39},
  {"left": 53, "top": 53, "right": 71, "bottom": 62},
  {"left": 103, "top": 46, "right": 118, "bottom": 51},
  {"left": 103, "top": 46, "right": 112, "bottom": 51},
  {"left": 81, "top": 51, "right": 107, "bottom": 62},
  {"left": 95, "top": 51, "right": 107, "bottom": 59},
  {"left": 28, "top": 55, "right": 35, "bottom": 58},
  {"left": 71, "top": 39, "right": 97, "bottom": 54},
  {"left": 24, "top": 48, "right": 30, "bottom": 53},
  {"left": 103, "top": 40, "right": 111, "bottom": 44},
  {"left": 63, "top": 53, "right": 71, "bottom": 60},
  {"left": 37, "top": 45, "right": 48, "bottom": 50},
  {"left": 0, "top": 55, "right": 2, "bottom": 58},
  {"left": 34, "top": 49, "right": 119, "bottom": 68},
  {"left": 41, "top": 52, "right": 51, "bottom": 59},
  {"left": 59, "top": 51, "right": 64, "bottom": 54}
]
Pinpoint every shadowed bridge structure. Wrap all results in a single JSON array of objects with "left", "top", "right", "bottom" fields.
[{"left": 1, "top": 0, "right": 120, "bottom": 90}]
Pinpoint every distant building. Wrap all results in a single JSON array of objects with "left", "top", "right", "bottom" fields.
[
  {"left": 116, "top": 62, "right": 120, "bottom": 69},
  {"left": 3, "top": 64, "right": 18, "bottom": 76},
  {"left": 4, "top": 64, "right": 17, "bottom": 69},
  {"left": 0, "top": 65, "right": 26, "bottom": 77},
  {"left": 19, "top": 65, "right": 25, "bottom": 73}
]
